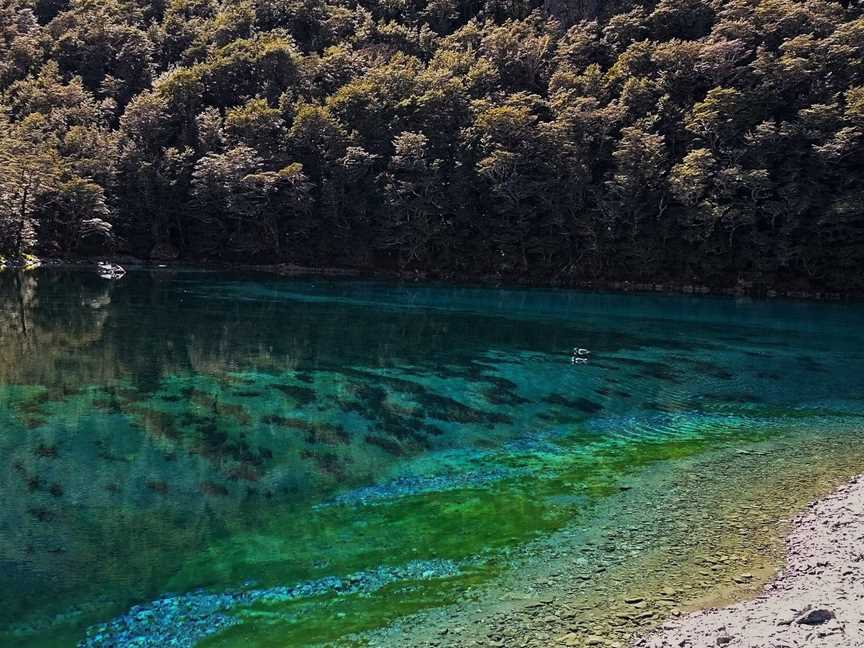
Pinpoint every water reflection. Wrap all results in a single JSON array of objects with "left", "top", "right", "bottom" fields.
[{"left": 1, "top": 269, "right": 863, "bottom": 647}]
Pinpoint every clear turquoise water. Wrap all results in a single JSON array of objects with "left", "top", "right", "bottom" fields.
[{"left": 1, "top": 269, "right": 864, "bottom": 647}]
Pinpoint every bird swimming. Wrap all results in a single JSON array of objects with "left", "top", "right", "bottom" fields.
[{"left": 571, "top": 348, "right": 591, "bottom": 364}]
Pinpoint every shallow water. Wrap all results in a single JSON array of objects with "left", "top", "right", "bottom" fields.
[{"left": 1, "top": 270, "right": 863, "bottom": 647}]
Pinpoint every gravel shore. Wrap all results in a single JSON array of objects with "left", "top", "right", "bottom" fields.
[
  {"left": 356, "top": 444, "right": 864, "bottom": 648},
  {"left": 635, "top": 475, "right": 864, "bottom": 648}
]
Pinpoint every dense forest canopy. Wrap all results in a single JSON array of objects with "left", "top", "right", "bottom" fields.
[{"left": 0, "top": 0, "right": 863, "bottom": 289}]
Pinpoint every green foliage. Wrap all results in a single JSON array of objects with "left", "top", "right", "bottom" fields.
[{"left": 0, "top": 0, "right": 862, "bottom": 288}]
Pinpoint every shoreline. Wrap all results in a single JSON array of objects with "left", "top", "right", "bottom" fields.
[
  {"left": 355, "top": 438, "right": 864, "bottom": 648},
  {"left": 2, "top": 256, "right": 860, "bottom": 302},
  {"left": 634, "top": 474, "right": 864, "bottom": 648}
]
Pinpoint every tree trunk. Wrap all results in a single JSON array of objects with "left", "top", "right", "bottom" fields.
[{"left": 15, "top": 185, "right": 29, "bottom": 258}]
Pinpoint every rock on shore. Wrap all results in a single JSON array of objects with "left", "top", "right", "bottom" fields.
[{"left": 635, "top": 475, "right": 864, "bottom": 648}]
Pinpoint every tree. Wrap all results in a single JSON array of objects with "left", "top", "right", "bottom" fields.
[
  {"left": 0, "top": 0, "right": 862, "bottom": 290},
  {"left": 669, "top": 148, "right": 716, "bottom": 212},
  {"left": 379, "top": 131, "right": 445, "bottom": 267},
  {"left": 0, "top": 0, "right": 43, "bottom": 88},
  {"left": 190, "top": 145, "right": 264, "bottom": 250},
  {"left": 39, "top": 177, "right": 113, "bottom": 255},
  {"left": 224, "top": 98, "right": 285, "bottom": 155},
  {"left": 603, "top": 126, "right": 668, "bottom": 234},
  {"left": 189, "top": 145, "right": 313, "bottom": 257},
  {"left": 0, "top": 118, "right": 63, "bottom": 257},
  {"left": 203, "top": 34, "right": 301, "bottom": 106},
  {"left": 46, "top": 0, "right": 153, "bottom": 103},
  {"left": 684, "top": 87, "right": 750, "bottom": 154},
  {"left": 467, "top": 97, "right": 559, "bottom": 272}
]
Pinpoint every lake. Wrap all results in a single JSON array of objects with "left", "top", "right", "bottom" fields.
[{"left": 2, "top": 269, "right": 864, "bottom": 647}]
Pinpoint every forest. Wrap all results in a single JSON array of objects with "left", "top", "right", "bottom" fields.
[{"left": 0, "top": 0, "right": 863, "bottom": 289}]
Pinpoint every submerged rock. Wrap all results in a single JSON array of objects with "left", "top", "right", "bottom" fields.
[
  {"left": 79, "top": 559, "right": 461, "bottom": 648},
  {"left": 320, "top": 468, "right": 522, "bottom": 508}
]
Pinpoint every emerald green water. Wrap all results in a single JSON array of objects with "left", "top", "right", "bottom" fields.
[{"left": 1, "top": 270, "right": 863, "bottom": 647}]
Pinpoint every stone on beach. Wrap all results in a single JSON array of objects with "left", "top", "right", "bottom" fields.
[
  {"left": 634, "top": 476, "right": 864, "bottom": 648},
  {"left": 793, "top": 607, "right": 834, "bottom": 625}
]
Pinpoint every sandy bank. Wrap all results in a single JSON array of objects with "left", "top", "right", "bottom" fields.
[{"left": 635, "top": 475, "right": 864, "bottom": 648}]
